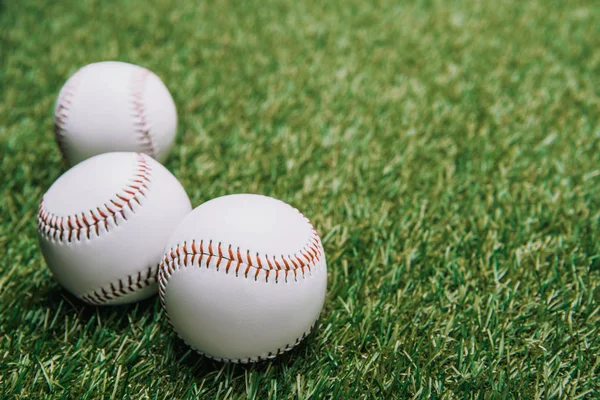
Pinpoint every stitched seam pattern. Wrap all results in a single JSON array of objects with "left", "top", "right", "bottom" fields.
[
  {"left": 131, "top": 69, "right": 157, "bottom": 158},
  {"left": 157, "top": 211, "right": 324, "bottom": 363},
  {"left": 161, "top": 228, "right": 322, "bottom": 280},
  {"left": 37, "top": 153, "right": 152, "bottom": 242},
  {"left": 54, "top": 69, "right": 84, "bottom": 160},
  {"left": 159, "top": 234, "right": 323, "bottom": 307},
  {"left": 80, "top": 264, "right": 157, "bottom": 305}
]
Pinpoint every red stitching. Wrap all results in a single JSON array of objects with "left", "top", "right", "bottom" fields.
[
  {"left": 80, "top": 264, "right": 157, "bottom": 305},
  {"left": 37, "top": 153, "right": 152, "bottom": 243},
  {"left": 160, "top": 232, "right": 322, "bottom": 281},
  {"left": 130, "top": 69, "right": 156, "bottom": 158},
  {"left": 158, "top": 229, "right": 323, "bottom": 305}
]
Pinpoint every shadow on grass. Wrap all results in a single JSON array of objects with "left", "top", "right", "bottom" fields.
[
  {"left": 20, "top": 278, "right": 318, "bottom": 381},
  {"left": 20, "top": 279, "right": 159, "bottom": 332}
]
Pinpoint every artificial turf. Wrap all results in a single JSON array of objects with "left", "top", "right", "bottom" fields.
[{"left": 1, "top": 0, "right": 599, "bottom": 398}]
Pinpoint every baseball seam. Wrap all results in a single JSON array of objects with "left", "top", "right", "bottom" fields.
[
  {"left": 131, "top": 69, "right": 158, "bottom": 159},
  {"left": 38, "top": 153, "right": 152, "bottom": 242},
  {"left": 80, "top": 264, "right": 157, "bottom": 305},
  {"left": 38, "top": 153, "right": 156, "bottom": 305},
  {"left": 54, "top": 69, "right": 84, "bottom": 161},
  {"left": 157, "top": 212, "right": 324, "bottom": 363}
]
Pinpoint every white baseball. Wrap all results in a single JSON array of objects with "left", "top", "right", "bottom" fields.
[
  {"left": 38, "top": 152, "right": 192, "bottom": 305},
  {"left": 158, "top": 194, "right": 327, "bottom": 363},
  {"left": 54, "top": 61, "right": 177, "bottom": 166}
]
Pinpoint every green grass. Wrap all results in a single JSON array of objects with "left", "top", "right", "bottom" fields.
[{"left": 1, "top": 0, "right": 599, "bottom": 398}]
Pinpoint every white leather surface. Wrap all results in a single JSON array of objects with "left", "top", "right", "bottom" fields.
[
  {"left": 55, "top": 61, "right": 177, "bottom": 165},
  {"left": 161, "top": 194, "right": 327, "bottom": 362},
  {"left": 38, "top": 152, "right": 192, "bottom": 305},
  {"left": 166, "top": 194, "right": 314, "bottom": 258},
  {"left": 43, "top": 152, "right": 134, "bottom": 216}
]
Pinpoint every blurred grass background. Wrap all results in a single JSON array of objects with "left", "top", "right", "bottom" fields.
[{"left": 1, "top": 0, "right": 599, "bottom": 398}]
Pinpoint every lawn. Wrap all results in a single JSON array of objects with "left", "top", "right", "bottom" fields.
[{"left": 1, "top": 0, "right": 599, "bottom": 398}]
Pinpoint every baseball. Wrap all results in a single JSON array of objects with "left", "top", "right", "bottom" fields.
[
  {"left": 38, "top": 152, "right": 192, "bottom": 305},
  {"left": 54, "top": 61, "right": 177, "bottom": 166},
  {"left": 158, "top": 194, "right": 327, "bottom": 363}
]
